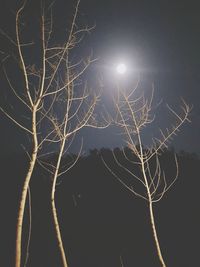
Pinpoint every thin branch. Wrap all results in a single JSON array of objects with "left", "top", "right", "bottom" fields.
[{"left": 0, "top": 107, "right": 32, "bottom": 134}]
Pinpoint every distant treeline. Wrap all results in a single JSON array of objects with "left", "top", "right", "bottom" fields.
[{"left": 1, "top": 147, "right": 199, "bottom": 267}]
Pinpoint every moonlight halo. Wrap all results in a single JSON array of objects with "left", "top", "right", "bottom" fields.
[{"left": 116, "top": 63, "right": 127, "bottom": 74}]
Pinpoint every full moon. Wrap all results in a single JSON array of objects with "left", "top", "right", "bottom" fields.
[{"left": 116, "top": 63, "right": 127, "bottom": 74}]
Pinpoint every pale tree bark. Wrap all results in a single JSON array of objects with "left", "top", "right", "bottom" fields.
[
  {"left": 103, "top": 83, "right": 191, "bottom": 267},
  {"left": 41, "top": 36, "right": 109, "bottom": 266},
  {"left": 0, "top": 1, "right": 107, "bottom": 266},
  {"left": 15, "top": 109, "right": 38, "bottom": 267}
]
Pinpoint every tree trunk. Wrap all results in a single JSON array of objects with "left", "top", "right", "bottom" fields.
[
  {"left": 15, "top": 110, "right": 37, "bottom": 267},
  {"left": 149, "top": 202, "right": 167, "bottom": 267}
]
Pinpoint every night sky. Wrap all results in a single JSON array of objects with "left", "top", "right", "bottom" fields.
[
  {"left": 63, "top": 0, "right": 200, "bottom": 154},
  {"left": 1, "top": 0, "right": 200, "bottom": 155}
]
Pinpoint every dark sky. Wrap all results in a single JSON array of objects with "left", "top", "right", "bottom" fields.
[{"left": 1, "top": 0, "right": 200, "bottom": 155}]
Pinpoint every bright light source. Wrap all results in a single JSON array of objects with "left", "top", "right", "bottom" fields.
[{"left": 116, "top": 63, "right": 127, "bottom": 74}]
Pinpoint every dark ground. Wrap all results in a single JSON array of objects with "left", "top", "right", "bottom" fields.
[{"left": 1, "top": 148, "right": 199, "bottom": 267}]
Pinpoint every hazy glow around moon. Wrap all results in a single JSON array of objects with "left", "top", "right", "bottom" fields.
[{"left": 116, "top": 63, "right": 127, "bottom": 74}]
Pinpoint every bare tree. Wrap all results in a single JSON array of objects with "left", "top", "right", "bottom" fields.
[
  {"left": 38, "top": 72, "right": 108, "bottom": 267},
  {"left": 102, "top": 84, "right": 191, "bottom": 267},
  {"left": 37, "top": 4, "right": 109, "bottom": 262},
  {"left": 0, "top": 1, "right": 108, "bottom": 267}
]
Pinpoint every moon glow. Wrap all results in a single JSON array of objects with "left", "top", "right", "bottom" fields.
[{"left": 116, "top": 63, "right": 127, "bottom": 74}]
